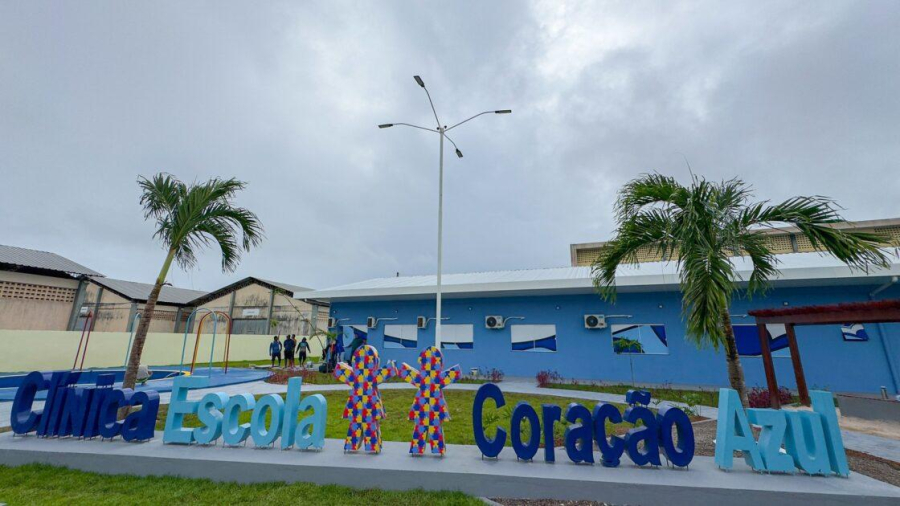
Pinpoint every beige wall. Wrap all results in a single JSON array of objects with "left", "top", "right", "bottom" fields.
[
  {"left": 0, "top": 271, "right": 79, "bottom": 331},
  {"left": 0, "top": 330, "right": 325, "bottom": 373},
  {"left": 190, "top": 281, "right": 320, "bottom": 336},
  {"left": 81, "top": 283, "right": 182, "bottom": 333}
]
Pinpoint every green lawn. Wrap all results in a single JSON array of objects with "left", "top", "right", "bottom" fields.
[
  {"left": 0, "top": 464, "right": 480, "bottom": 505},
  {"left": 156, "top": 389, "right": 629, "bottom": 445},
  {"left": 540, "top": 382, "right": 719, "bottom": 409},
  {"left": 166, "top": 358, "right": 321, "bottom": 370},
  {"left": 266, "top": 369, "right": 489, "bottom": 386}
]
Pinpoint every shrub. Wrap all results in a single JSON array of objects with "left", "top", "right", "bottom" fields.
[
  {"left": 484, "top": 367, "right": 505, "bottom": 383},
  {"left": 747, "top": 386, "right": 793, "bottom": 408},
  {"left": 536, "top": 369, "right": 563, "bottom": 388},
  {"left": 266, "top": 368, "right": 319, "bottom": 385}
]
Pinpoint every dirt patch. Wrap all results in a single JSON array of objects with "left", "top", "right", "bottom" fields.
[
  {"left": 839, "top": 414, "right": 900, "bottom": 440},
  {"left": 692, "top": 417, "right": 900, "bottom": 486}
]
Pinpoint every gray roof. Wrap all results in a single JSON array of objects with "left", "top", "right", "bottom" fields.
[
  {"left": 0, "top": 244, "right": 103, "bottom": 277},
  {"left": 185, "top": 276, "right": 315, "bottom": 306},
  {"left": 256, "top": 278, "right": 313, "bottom": 294},
  {"left": 90, "top": 277, "right": 207, "bottom": 306}
]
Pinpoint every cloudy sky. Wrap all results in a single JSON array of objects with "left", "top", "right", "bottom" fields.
[{"left": 1, "top": 1, "right": 898, "bottom": 292}]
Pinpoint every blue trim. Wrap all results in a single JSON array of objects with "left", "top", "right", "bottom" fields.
[
  {"left": 384, "top": 335, "right": 417, "bottom": 349},
  {"left": 512, "top": 335, "right": 557, "bottom": 352}
]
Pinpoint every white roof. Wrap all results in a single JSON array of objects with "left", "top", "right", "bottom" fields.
[{"left": 305, "top": 252, "right": 900, "bottom": 301}]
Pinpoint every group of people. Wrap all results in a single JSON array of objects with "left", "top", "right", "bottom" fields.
[{"left": 268, "top": 334, "right": 309, "bottom": 369}]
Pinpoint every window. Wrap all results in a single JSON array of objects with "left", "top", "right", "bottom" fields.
[
  {"left": 441, "top": 324, "right": 474, "bottom": 350},
  {"left": 732, "top": 324, "right": 790, "bottom": 357},
  {"left": 611, "top": 324, "right": 669, "bottom": 355},
  {"left": 383, "top": 324, "right": 418, "bottom": 349},
  {"left": 841, "top": 323, "right": 869, "bottom": 342},
  {"left": 511, "top": 325, "right": 557, "bottom": 352},
  {"left": 342, "top": 325, "right": 368, "bottom": 348}
]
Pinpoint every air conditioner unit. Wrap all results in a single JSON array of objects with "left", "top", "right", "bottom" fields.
[
  {"left": 485, "top": 315, "right": 505, "bottom": 329},
  {"left": 367, "top": 317, "right": 377, "bottom": 329},
  {"left": 327, "top": 317, "right": 337, "bottom": 329},
  {"left": 417, "top": 316, "right": 428, "bottom": 329},
  {"left": 584, "top": 314, "right": 607, "bottom": 329}
]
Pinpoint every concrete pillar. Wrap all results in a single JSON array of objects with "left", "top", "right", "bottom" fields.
[
  {"left": 67, "top": 278, "right": 89, "bottom": 331},
  {"left": 174, "top": 307, "right": 183, "bottom": 333},
  {"left": 126, "top": 302, "right": 138, "bottom": 332},
  {"left": 91, "top": 287, "right": 104, "bottom": 331},
  {"left": 310, "top": 303, "right": 320, "bottom": 336},
  {"left": 227, "top": 291, "right": 236, "bottom": 318},
  {"left": 267, "top": 288, "right": 276, "bottom": 333}
]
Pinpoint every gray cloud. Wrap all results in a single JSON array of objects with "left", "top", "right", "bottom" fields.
[{"left": 1, "top": 1, "right": 898, "bottom": 291}]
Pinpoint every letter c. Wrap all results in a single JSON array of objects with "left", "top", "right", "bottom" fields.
[
  {"left": 11, "top": 371, "right": 47, "bottom": 434},
  {"left": 473, "top": 383, "right": 506, "bottom": 458}
]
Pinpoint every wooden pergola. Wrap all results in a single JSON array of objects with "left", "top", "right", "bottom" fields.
[{"left": 747, "top": 299, "right": 900, "bottom": 409}]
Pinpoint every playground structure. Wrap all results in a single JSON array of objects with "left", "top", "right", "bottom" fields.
[
  {"left": 178, "top": 308, "right": 234, "bottom": 376},
  {"left": 71, "top": 310, "right": 94, "bottom": 371}
]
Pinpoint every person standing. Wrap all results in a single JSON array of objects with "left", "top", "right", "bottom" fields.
[
  {"left": 284, "top": 334, "right": 296, "bottom": 369},
  {"left": 269, "top": 335, "right": 282, "bottom": 368},
  {"left": 298, "top": 337, "right": 309, "bottom": 368}
]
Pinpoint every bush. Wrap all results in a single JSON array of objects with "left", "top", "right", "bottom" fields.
[
  {"left": 484, "top": 367, "right": 505, "bottom": 383},
  {"left": 536, "top": 369, "right": 563, "bottom": 388},
  {"left": 266, "top": 368, "right": 323, "bottom": 385},
  {"left": 747, "top": 386, "right": 793, "bottom": 408}
]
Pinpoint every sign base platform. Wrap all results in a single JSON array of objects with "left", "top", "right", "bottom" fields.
[{"left": 0, "top": 432, "right": 897, "bottom": 505}]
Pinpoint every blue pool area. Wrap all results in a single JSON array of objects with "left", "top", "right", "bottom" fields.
[{"left": 0, "top": 367, "right": 271, "bottom": 402}]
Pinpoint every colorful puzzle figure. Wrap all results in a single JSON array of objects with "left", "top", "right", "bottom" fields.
[
  {"left": 399, "top": 346, "right": 461, "bottom": 455},
  {"left": 333, "top": 345, "right": 395, "bottom": 453}
]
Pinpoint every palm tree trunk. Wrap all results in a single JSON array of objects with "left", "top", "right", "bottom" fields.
[
  {"left": 720, "top": 309, "right": 750, "bottom": 407},
  {"left": 122, "top": 249, "right": 175, "bottom": 391}
]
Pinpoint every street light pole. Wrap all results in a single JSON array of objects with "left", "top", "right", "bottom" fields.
[
  {"left": 379, "top": 76, "right": 510, "bottom": 350},
  {"left": 436, "top": 125, "right": 445, "bottom": 348}
]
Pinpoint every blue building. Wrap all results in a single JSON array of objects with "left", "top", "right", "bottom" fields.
[{"left": 307, "top": 252, "right": 900, "bottom": 395}]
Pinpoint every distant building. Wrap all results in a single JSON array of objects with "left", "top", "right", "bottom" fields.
[
  {"left": 185, "top": 277, "right": 329, "bottom": 336},
  {"left": 0, "top": 244, "right": 103, "bottom": 331},
  {"left": 1, "top": 245, "right": 326, "bottom": 336},
  {"left": 77, "top": 277, "right": 206, "bottom": 333},
  {"left": 569, "top": 217, "right": 900, "bottom": 266}
]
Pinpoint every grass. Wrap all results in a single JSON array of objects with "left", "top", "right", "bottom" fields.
[
  {"left": 165, "top": 358, "right": 321, "bottom": 370},
  {"left": 155, "top": 389, "right": 630, "bottom": 445},
  {"left": 0, "top": 463, "right": 481, "bottom": 505},
  {"left": 266, "top": 369, "right": 490, "bottom": 386},
  {"left": 540, "top": 382, "right": 720, "bottom": 408}
]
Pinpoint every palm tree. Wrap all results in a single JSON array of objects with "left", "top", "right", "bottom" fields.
[
  {"left": 592, "top": 173, "right": 890, "bottom": 406},
  {"left": 122, "top": 174, "right": 264, "bottom": 391}
]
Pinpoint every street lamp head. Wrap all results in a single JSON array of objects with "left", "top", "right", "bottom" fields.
[
  {"left": 414, "top": 75, "right": 425, "bottom": 88},
  {"left": 455, "top": 148, "right": 463, "bottom": 158},
  {"left": 495, "top": 109, "right": 512, "bottom": 114},
  {"left": 378, "top": 123, "right": 394, "bottom": 129}
]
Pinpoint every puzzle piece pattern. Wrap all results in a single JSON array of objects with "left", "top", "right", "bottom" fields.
[
  {"left": 399, "top": 346, "right": 461, "bottom": 455},
  {"left": 334, "top": 345, "right": 395, "bottom": 453}
]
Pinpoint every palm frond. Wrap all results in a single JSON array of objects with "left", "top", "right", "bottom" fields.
[
  {"left": 592, "top": 209, "right": 677, "bottom": 302},
  {"left": 749, "top": 197, "right": 891, "bottom": 270},
  {"left": 615, "top": 173, "right": 688, "bottom": 223},
  {"left": 138, "top": 173, "right": 265, "bottom": 273}
]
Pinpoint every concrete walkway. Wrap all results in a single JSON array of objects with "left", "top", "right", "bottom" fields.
[
  {"left": 3, "top": 375, "right": 898, "bottom": 464},
  {"left": 2, "top": 432, "right": 898, "bottom": 505}
]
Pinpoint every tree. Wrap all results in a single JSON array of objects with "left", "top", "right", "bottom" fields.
[
  {"left": 592, "top": 173, "right": 890, "bottom": 406},
  {"left": 122, "top": 174, "right": 264, "bottom": 391}
]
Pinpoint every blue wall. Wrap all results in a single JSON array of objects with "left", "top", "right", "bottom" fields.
[{"left": 329, "top": 283, "right": 900, "bottom": 394}]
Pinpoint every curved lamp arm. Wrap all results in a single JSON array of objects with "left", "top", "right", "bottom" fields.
[
  {"left": 378, "top": 122, "right": 439, "bottom": 133},
  {"left": 446, "top": 109, "right": 512, "bottom": 132}
]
